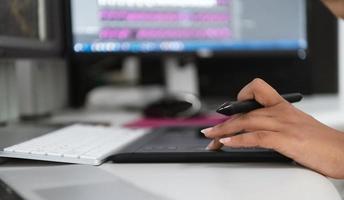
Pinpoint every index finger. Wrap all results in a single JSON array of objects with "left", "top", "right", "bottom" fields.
[{"left": 237, "top": 78, "right": 285, "bottom": 107}]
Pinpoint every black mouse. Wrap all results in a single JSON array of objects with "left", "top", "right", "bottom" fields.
[{"left": 143, "top": 93, "right": 202, "bottom": 118}]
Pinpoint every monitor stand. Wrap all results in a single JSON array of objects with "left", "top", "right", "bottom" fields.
[{"left": 164, "top": 57, "right": 199, "bottom": 95}]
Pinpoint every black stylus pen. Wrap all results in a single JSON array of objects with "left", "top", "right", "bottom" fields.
[{"left": 216, "top": 93, "right": 303, "bottom": 116}]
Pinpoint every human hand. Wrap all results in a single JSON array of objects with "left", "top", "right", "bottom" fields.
[{"left": 202, "top": 78, "right": 344, "bottom": 179}]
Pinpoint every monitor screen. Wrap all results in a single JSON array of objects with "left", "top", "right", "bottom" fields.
[
  {"left": 0, "top": 0, "right": 40, "bottom": 39},
  {"left": 0, "top": 0, "right": 62, "bottom": 57},
  {"left": 70, "top": 0, "right": 307, "bottom": 54}
]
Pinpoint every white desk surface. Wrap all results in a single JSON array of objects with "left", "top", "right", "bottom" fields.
[
  {"left": 99, "top": 163, "right": 341, "bottom": 200},
  {"left": 0, "top": 161, "right": 340, "bottom": 200},
  {"left": 1, "top": 94, "right": 344, "bottom": 200}
]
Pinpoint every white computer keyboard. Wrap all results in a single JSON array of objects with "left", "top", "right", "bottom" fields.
[{"left": 1, "top": 124, "right": 149, "bottom": 165}]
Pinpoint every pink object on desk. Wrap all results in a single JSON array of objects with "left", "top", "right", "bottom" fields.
[{"left": 124, "top": 114, "right": 230, "bottom": 128}]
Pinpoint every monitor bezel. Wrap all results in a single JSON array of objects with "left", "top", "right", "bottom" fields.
[
  {"left": 0, "top": 0, "right": 64, "bottom": 58},
  {"left": 65, "top": 0, "right": 309, "bottom": 59}
]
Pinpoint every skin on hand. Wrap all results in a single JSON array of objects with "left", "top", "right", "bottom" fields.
[
  {"left": 321, "top": 0, "right": 344, "bottom": 18},
  {"left": 202, "top": 78, "right": 344, "bottom": 179}
]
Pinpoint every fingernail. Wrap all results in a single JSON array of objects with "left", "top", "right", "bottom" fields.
[
  {"left": 201, "top": 128, "right": 213, "bottom": 135},
  {"left": 219, "top": 137, "right": 231, "bottom": 144},
  {"left": 205, "top": 140, "right": 214, "bottom": 150}
]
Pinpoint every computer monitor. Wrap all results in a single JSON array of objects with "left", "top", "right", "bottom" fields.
[
  {"left": 0, "top": 0, "right": 63, "bottom": 58},
  {"left": 69, "top": 0, "right": 308, "bottom": 95},
  {"left": 67, "top": 0, "right": 338, "bottom": 106}
]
